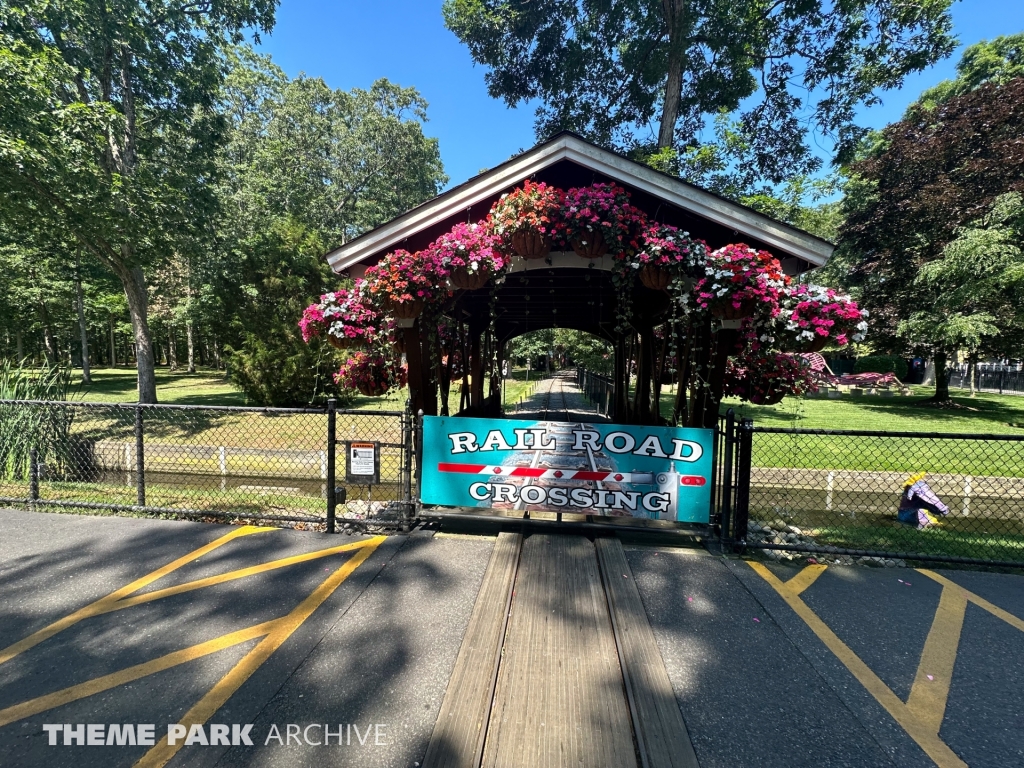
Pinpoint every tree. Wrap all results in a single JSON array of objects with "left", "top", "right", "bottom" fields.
[
  {"left": 915, "top": 33, "right": 1024, "bottom": 110},
  {"left": 443, "top": 0, "right": 956, "bottom": 184},
  {"left": 840, "top": 76, "right": 1024, "bottom": 400},
  {"left": 899, "top": 193, "right": 1024, "bottom": 398},
  {"left": 0, "top": 0, "right": 276, "bottom": 402},
  {"left": 210, "top": 50, "right": 448, "bottom": 405}
]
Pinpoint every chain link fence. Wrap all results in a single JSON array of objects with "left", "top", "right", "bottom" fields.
[
  {"left": 0, "top": 399, "right": 412, "bottom": 531},
  {"left": 724, "top": 423, "right": 1024, "bottom": 567}
]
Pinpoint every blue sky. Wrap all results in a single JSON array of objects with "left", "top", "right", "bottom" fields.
[{"left": 257, "top": 1, "right": 1024, "bottom": 189}]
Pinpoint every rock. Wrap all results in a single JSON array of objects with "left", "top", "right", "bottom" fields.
[
  {"left": 772, "top": 535, "right": 785, "bottom": 545},
  {"left": 783, "top": 532, "right": 798, "bottom": 543},
  {"left": 786, "top": 525, "right": 802, "bottom": 535},
  {"left": 765, "top": 549, "right": 780, "bottom": 560}
]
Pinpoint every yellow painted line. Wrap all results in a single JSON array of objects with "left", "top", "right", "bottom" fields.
[
  {"left": 782, "top": 564, "right": 828, "bottom": 596},
  {"left": 748, "top": 562, "right": 968, "bottom": 768},
  {"left": 134, "top": 538, "right": 383, "bottom": 768},
  {"left": 0, "top": 536, "right": 386, "bottom": 732},
  {"left": 917, "top": 569, "right": 1024, "bottom": 633},
  {"left": 0, "top": 525, "right": 273, "bottom": 666},
  {"left": 906, "top": 586, "right": 967, "bottom": 733},
  {"left": 0, "top": 620, "right": 275, "bottom": 727},
  {"left": 109, "top": 539, "right": 377, "bottom": 612}
]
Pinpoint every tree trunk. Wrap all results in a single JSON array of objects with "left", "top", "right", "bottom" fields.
[
  {"left": 968, "top": 353, "right": 977, "bottom": 397},
  {"left": 931, "top": 351, "right": 950, "bottom": 402},
  {"left": 186, "top": 321, "right": 196, "bottom": 373},
  {"left": 121, "top": 265, "right": 158, "bottom": 403},
  {"left": 38, "top": 301, "right": 56, "bottom": 367},
  {"left": 168, "top": 329, "right": 178, "bottom": 371},
  {"left": 75, "top": 260, "right": 92, "bottom": 384},
  {"left": 15, "top": 329, "right": 23, "bottom": 362},
  {"left": 108, "top": 314, "right": 117, "bottom": 367},
  {"left": 658, "top": 0, "right": 686, "bottom": 148},
  {"left": 212, "top": 334, "right": 221, "bottom": 370}
]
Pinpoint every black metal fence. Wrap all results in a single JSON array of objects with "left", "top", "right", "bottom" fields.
[
  {"left": 720, "top": 422, "right": 1024, "bottom": 567},
  {"left": 950, "top": 368, "right": 1024, "bottom": 396},
  {"left": 576, "top": 368, "right": 614, "bottom": 417},
  {"left": 0, "top": 399, "right": 413, "bottom": 532}
]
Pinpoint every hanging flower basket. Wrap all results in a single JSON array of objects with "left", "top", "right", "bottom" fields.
[
  {"left": 364, "top": 249, "right": 449, "bottom": 319},
  {"left": 488, "top": 180, "right": 563, "bottom": 258},
  {"left": 781, "top": 284, "right": 869, "bottom": 350},
  {"left": 356, "top": 382, "right": 388, "bottom": 398},
  {"left": 639, "top": 264, "right": 671, "bottom": 291},
  {"left": 563, "top": 183, "right": 646, "bottom": 258},
  {"left": 571, "top": 233, "right": 608, "bottom": 259},
  {"left": 711, "top": 299, "right": 756, "bottom": 320},
  {"left": 334, "top": 350, "right": 407, "bottom": 398},
  {"left": 451, "top": 266, "right": 491, "bottom": 290},
  {"left": 327, "top": 335, "right": 358, "bottom": 350},
  {"left": 725, "top": 353, "right": 818, "bottom": 405},
  {"left": 696, "top": 244, "right": 788, "bottom": 322},
  {"left": 510, "top": 229, "right": 551, "bottom": 259},
  {"left": 757, "top": 389, "right": 787, "bottom": 406},
  {"left": 385, "top": 298, "right": 424, "bottom": 320},
  {"left": 299, "top": 283, "right": 382, "bottom": 348},
  {"left": 801, "top": 336, "right": 829, "bottom": 353}
]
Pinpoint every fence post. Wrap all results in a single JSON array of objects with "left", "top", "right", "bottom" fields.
[
  {"left": 134, "top": 406, "right": 145, "bottom": 507},
  {"left": 29, "top": 447, "right": 39, "bottom": 510},
  {"left": 326, "top": 398, "right": 336, "bottom": 534},
  {"left": 415, "top": 409, "right": 424, "bottom": 504},
  {"left": 733, "top": 418, "right": 753, "bottom": 547},
  {"left": 719, "top": 409, "right": 735, "bottom": 548},
  {"left": 401, "top": 399, "right": 415, "bottom": 531}
]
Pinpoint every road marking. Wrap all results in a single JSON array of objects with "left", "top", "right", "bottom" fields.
[
  {"left": 134, "top": 539, "right": 382, "bottom": 768},
  {"left": 110, "top": 538, "right": 375, "bottom": 611},
  {"left": 748, "top": 562, "right": 968, "bottom": 768},
  {"left": 0, "top": 531, "right": 384, "bottom": 744},
  {"left": 0, "top": 525, "right": 273, "bottom": 666},
  {"left": 917, "top": 569, "right": 1024, "bottom": 632},
  {"left": 782, "top": 563, "right": 827, "bottom": 596},
  {"left": 0, "top": 621, "right": 274, "bottom": 727},
  {"left": 906, "top": 586, "right": 967, "bottom": 734}
]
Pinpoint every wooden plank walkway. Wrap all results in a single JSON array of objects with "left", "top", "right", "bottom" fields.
[
  {"left": 424, "top": 532, "right": 698, "bottom": 768},
  {"left": 597, "top": 538, "right": 699, "bottom": 768},
  {"left": 482, "top": 534, "right": 637, "bottom": 768},
  {"left": 422, "top": 532, "right": 522, "bottom": 768}
]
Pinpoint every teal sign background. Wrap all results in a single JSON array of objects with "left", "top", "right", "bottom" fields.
[{"left": 420, "top": 416, "right": 713, "bottom": 523}]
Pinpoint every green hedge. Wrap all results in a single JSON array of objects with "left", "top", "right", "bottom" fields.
[{"left": 854, "top": 355, "right": 909, "bottom": 380}]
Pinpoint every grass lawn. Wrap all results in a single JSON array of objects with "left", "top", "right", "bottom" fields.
[
  {"left": 71, "top": 367, "right": 246, "bottom": 406},
  {"left": 652, "top": 383, "right": 1024, "bottom": 435}
]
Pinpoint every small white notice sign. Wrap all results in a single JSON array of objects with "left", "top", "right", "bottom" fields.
[{"left": 350, "top": 443, "right": 375, "bottom": 475}]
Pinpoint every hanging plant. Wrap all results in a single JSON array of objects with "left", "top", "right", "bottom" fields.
[
  {"left": 632, "top": 223, "right": 708, "bottom": 291},
  {"left": 725, "top": 352, "right": 819, "bottom": 405},
  {"left": 780, "top": 284, "right": 869, "bottom": 352},
  {"left": 695, "top": 244, "right": 788, "bottom": 321},
  {"left": 299, "top": 281, "right": 381, "bottom": 348},
  {"left": 562, "top": 183, "right": 646, "bottom": 259},
  {"left": 334, "top": 350, "right": 408, "bottom": 398},
  {"left": 427, "top": 221, "right": 506, "bottom": 291},
  {"left": 487, "top": 180, "right": 564, "bottom": 259},
  {"left": 363, "top": 249, "right": 449, "bottom": 320}
]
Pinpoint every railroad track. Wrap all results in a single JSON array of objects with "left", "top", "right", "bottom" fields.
[{"left": 539, "top": 373, "right": 570, "bottom": 421}]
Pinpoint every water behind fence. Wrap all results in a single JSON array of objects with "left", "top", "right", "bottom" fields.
[
  {"left": 0, "top": 399, "right": 411, "bottom": 529},
  {"left": 724, "top": 422, "right": 1024, "bottom": 567}
]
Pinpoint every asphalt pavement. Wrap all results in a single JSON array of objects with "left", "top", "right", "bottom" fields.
[{"left": 1, "top": 509, "right": 1022, "bottom": 768}]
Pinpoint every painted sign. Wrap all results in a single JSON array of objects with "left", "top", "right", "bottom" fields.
[{"left": 420, "top": 417, "right": 713, "bottom": 523}]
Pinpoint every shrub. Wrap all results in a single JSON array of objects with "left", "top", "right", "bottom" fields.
[{"left": 854, "top": 355, "right": 909, "bottom": 380}]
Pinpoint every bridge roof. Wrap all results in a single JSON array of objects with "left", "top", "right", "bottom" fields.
[{"left": 325, "top": 132, "right": 833, "bottom": 278}]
